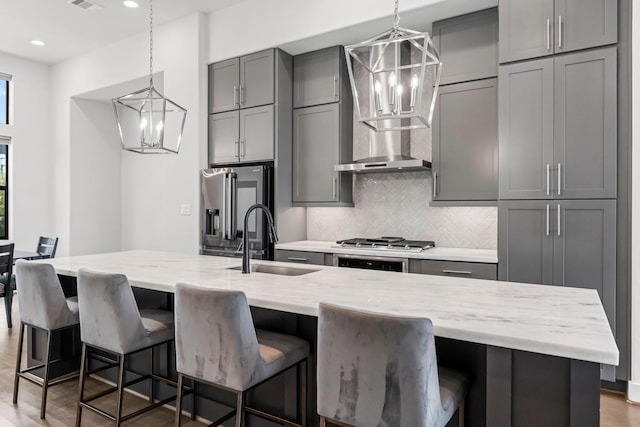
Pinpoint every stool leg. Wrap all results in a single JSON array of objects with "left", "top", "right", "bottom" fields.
[
  {"left": 299, "top": 359, "right": 307, "bottom": 427},
  {"left": 76, "top": 343, "right": 88, "bottom": 427},
  {"left": 149, "top": 346, "right": 155, "bottom": 403},
  {"left": 115, "top": 354, "right": 126, "bottom": 427},
  {"left": 40, "top": 329, "right": 53, "bottom": 419},
  {"left": 191, "top": 379, "right": 196, "bottom": 421},
  {"left": 235, "top": 391, "right": 244, "bottom": 427},
  {"left": 319, "top": 416, "right": 326, "bottom": 427},
  {"left": 12, "top": 322, "right": 25, "bottom": 404},
  {"left": 4, "top": 287, "right": 13, "bottom": 328},
  {"left": 458, "top": 399, "right": 465, "bottom": 427},
  {"left": 174, "top": 373, "right": 183, "bottom": 427}
]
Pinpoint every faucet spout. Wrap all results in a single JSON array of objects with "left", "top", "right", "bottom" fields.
[{"left": 242, "top": 204, "right": 277, "bottom": 274}]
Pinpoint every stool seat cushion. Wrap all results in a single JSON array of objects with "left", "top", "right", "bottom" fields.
[
  {"left": 140, "top": 309, "right": 175, "bottom": 344},
  {"left": 252, "top": 329, "right": 310, "bottom": 388},
  {"left": 65, "top": 296, "right": 79, "bottom": 317},
  {"left": 438, "top": 367, "right": 468, "bottom": 422}
]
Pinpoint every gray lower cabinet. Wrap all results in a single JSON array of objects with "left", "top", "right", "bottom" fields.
[
  {"left": 432, "top": 78, "right": 498, "bottom": 202},
  {"left": 293, "top": 46, "right": 342, "bottom": 108},
  {"left": 275, "top": 250, "right": 332, "bottom": 266},
  {"left": 418, "top": 260, "right": 497, "bottom": 280},
  {"left": 499, "top": 47, "right": 617, "bottom": 200},
  {"left": 292, "top": 104, "right": 352, "bottom": 206},
  {"left": 432, "top": 8, "right": 498, "bottom": 85},
  {"left": 208, "top": 105, "right": 274, "bottom": 164},
  {"left": 499, "top": 0, "right": 617, "bottom": 63},
  {"left": 498, "top": 199, "right": 616, "bottom": 330}
]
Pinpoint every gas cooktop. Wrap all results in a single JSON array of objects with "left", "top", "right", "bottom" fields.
[{"left": 333, "top": 237, "right": 435, "bottom": 253}]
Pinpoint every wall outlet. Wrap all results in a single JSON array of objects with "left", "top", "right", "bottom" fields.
[{"left": 180, "top": 204, "right": 191, "bottom": 215}]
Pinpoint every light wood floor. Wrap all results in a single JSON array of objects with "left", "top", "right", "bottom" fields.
[{"left": 1, "top": 300, "right": 639, "bottom": 426}]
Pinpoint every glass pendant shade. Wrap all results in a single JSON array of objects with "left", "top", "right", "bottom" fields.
[
  {"left": 113, "top": 85, "right": 186, "bottom": 154},
  {"left": 345, "top": 26, "right": 442, "bottom": 131}
]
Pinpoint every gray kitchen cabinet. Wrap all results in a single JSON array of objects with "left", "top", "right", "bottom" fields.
[
  {"left": 275, "top": 250, "right": 328, "bottom": 266},
  {"left": 418, "top": 260, "right": 497, "bottom": 280},
  {"left": 209, "top": 106, "right": 274, "bottom": 164},
  {"left": 293, "top": 46, "right": 343, "bottom": 108},
  {"left": 209, "top": 57, "right": 239, "bottom": 114},
  {"left": 240, "top": 105, "right": 274, "bottom": 162},
  {"left": 432, "top": 78, "right": 498, "bottom": 202},
  {"left": 292, "top": 104, "right": 352, "bottom": 205},
  {"left": 499, "top": 58, "right": 554, "bottom": 200},
  {"left": 208, "top": 111, "right": 240, "bottom": 164},
  {"left": 239, "top": 49, "right": 274, "bottom": 109},
  {"left": 432, "top": 8, "right": 498, "bottom": 85},
  {"left": 499, "top": 47, "right": 616, "bottom": 200},
  {"left": 499, "top": 0, "right": 617, "bottom": 63},
  {"left": 554, "top": 47, "right": 617, "bottom": 199}
]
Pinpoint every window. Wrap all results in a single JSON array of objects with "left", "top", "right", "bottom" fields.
[
  {"left": 0, "top": 73, "right": 9, "bottom": 125},
  {"left": 0, "top": 143, "right": 7, "bottom": 239}
]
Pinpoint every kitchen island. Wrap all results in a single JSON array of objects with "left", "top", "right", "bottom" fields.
[{"left": 37, "top": 250, "right": 617, "bottom": 427}]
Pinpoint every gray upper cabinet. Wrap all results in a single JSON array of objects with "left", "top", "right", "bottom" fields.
[
  {"left": 239, "top": 50, "right": 274, "bottom": 109},
  {"left": 499, "top": 58, "right": 554, "bottom": 200},
  {"left": 554, "top": 47, "right": 617, "bottom": 199},
  {"left": 239, "top": 105, "right": 274, "bottom": 163},
  {"left": 499, "top": 47, "right": 616, "bottom": 200},
  {"left": 208, "top": 111, "right": 240, "bottom": 164},
  {"left": 209, "top": 58, "right": 240, "bottom": 114},
  {"left": 293, "top": 46, "right": 341, "bottom": 108},
  {"left": 432, "top": 8, "right": 498, "bottom": 85},
  {"left": 432, "top": 78, "right": 498, "bottom": 201},
  {"left": 499, "top": 0, "right": 617, "bottom": 63}
]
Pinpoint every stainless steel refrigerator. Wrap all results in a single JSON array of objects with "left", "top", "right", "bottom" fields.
[{"left": 201, "top": 163, "right": 274, "bottom": 259}]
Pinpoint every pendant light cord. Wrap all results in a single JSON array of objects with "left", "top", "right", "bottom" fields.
[
  {"left": 149, "top": 0, "right": 153, "bottom": 87},
  {"left": 392, "top": 0, "right": 400, "bottom": 33}
]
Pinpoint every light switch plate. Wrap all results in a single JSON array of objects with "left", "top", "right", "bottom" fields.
[{"left": 180, "top": 204, "right": 191, "bottom": 215}]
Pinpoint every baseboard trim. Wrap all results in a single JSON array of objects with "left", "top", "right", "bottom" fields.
[{"left": 627, "top": 381, "right": 640, "bottom": 403}]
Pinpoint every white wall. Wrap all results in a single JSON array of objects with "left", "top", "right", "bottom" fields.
[
  {"left": 50, "top": 13, "right": 208, "bottom": 256},
  {"left": 0, "top": 52, "right": 52, "bottom": 251}
]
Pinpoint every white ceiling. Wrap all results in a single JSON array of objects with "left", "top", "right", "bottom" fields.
[{"left": 0, "top": 0, "right": 243, "bottom": 65}]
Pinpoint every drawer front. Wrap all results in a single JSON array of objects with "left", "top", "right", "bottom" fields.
[
  {"left": 275, "top": 250, "right": 325, "bottom": 266},
  {"left": 420, "top": 260, "right": 497, "bottom": 280}
]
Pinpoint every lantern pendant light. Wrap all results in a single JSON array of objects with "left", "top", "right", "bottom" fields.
[
  {"left": 345, "top": 0, "right": 442, "bottom": 132},
  {"left": 113, "top": 0, "right": 187, "bottom": 154}
]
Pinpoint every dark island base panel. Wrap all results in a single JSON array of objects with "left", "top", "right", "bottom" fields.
[{"left": 25, "top": 276, "right": 600, "bottom": 427}]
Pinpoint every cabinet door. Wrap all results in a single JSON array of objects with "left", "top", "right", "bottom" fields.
[
  {"left": 432, "top": 8, "right": 498, "bottom": 85},
  {"left": 554, "top": 47, "right": 617, "bottom": 199},
  {"left": 498, "top": 201, "right": 554, "bottom": 285},
  {"left": 553, "top": 200, "right": 616, "bottom": 330},
  {"left": 209, "top": 58, "right": 239, "bottom": 114},
  {"left": 209, "top": 111, "right": 239, "bottom": 165},
  {"left": 239, "top": 49, "right": 274, "bottom": 109},
  {"left": 499, "top": 58, "right": 554, "bottom": 199},
  {"left": 432, "top": 78, "right": 498, "bottom": 201},
  {"left": 293, "top": 46, "right": 342, "bottom": 108},
  {"left": 555, "top": 0, "right": 617, "bottom": 54},
  {"left": 239, "top": 105, "right": 274, "bottom": 162},
  {"left": 293, "top": 104, "right": 340, "bottom": 203},
  {"left": 499, "top": 0, "right": 554, "bottom": 63}
]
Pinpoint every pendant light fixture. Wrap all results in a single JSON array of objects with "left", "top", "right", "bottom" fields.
[
  {"left": 345, "top": 0, "right": 442, "bottom": 131},
  {"left": 113, "top": 0, "right": 187, "bottom": 154}
]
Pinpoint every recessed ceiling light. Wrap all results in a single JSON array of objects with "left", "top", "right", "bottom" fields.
[
  {"left": 31, "top": 40, "right": 45, "bottom": 47},
  {"left": 123, "top": 1, "right": 139, "bottom": 8}
]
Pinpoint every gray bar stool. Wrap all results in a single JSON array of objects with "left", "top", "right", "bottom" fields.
[
  {"left": 317, "top": 303, "right": 468, "bottom": 427},
  {"left": 13, "top": 260, "right": 80, "bottom": 419},
  {"left": 76, "top": 269, "right": 177, "bottom": 427},
  {"left": 174, "top": 283, "right": 309, "bottom": 427}
]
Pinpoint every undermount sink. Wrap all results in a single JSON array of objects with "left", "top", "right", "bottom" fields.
[{"left": 227, "top": 264, "right": 320, "bottom": 276}]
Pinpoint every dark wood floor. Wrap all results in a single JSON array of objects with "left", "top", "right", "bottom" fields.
[{"left": 1, "top": 299, "right": 639, "bottom": 426}]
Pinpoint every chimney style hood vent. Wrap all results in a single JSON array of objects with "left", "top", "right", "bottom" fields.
[{"left": 335, "top": 125, "right": 431, "bottom": 173}]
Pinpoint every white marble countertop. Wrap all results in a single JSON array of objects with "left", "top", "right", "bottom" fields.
[
  {"left": 39, "top": 250, "right": 617, "bottom": 365},
  {"left": 276, "top": 240, "right": 499, "bottom": 263}
]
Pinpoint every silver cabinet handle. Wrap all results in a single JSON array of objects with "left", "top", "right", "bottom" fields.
[
  {"left": 333, "top": 75, "right": 338, "bottom": 98},
  {"left": 239, "top": 85, "right": 244, "bottom": 106},
  {"left": 235, "top": 140, "right": 240, "bottom": 161},
  {"left": 546, "top": 164, "right": 550, "bottom": 195},
  {"left": 240, "top": 139, "right": 245, "bottom": 159},
  {"left": 557, "top": 163, "right": 561, "bottom": 196},
  {"left": 546, "top": 204, "right": 550, "bottom": 236},
  {"left": 433, "top": 172, "right": 438, "bottom": 197},
  {"left": 333, "top": 177, "right": 338, "bottom": 199},
  {"left": 442, "top": 270, "right": 473, "bottom": 275},
  {"left": 558, "top": 16, "right": 563, "bottom": 48},
  {"left": 557, "top": 204, "right": 561, "bottom": 236},
  {"left": 546, "top": 18, "right": 551, "bottom": 51},
  {"left": 287, "top": 257, "right": 308, "bottom": 262},
  {"left": 233, "top": 85, "right": 238, "bottom": 106}
]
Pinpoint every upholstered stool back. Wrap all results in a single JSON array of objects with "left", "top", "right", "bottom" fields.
[
  {"left": 317, "top": 303, "right": 446, "bottom": 427},
  {"left": 76, "top": 269, "right": 148, "bottom": 354},
  {"left": 175, "top": 284, "right": 260, "bottom": 391},
  {"left": 15, "top": 261, "right": 78, "bottom": 330}
]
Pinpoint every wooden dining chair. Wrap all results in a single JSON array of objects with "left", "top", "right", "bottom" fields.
[
  {"left": 0, "top": 243, "right": 15, "bottom": 328},
  {"left": 36, "top": 237, "right": 58, "bottom": 258}
]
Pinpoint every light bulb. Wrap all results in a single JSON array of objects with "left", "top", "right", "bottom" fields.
[
  {"left": 411, "top": 74, "right": 419, "bottom": 89},
  {"left": 156, "top": 121, "right": 163, "bottom": 132},
  {"left": 374, "top": 80, "right": 383, "bottom": 113},
  {"left": 140, "top": 117, "right": 147, "bottom": 130},
  {"left": 374, "top": 80, "right": 382, "bottom": 93},
  {"left": 396, "top": 84, "right": 404, "bottom": 95},
  {"left": 389, "top": 72, "right": 397, "bottom": 86}
]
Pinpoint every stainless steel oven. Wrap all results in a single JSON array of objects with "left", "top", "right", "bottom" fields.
[{"left": 333, "top": 253, "right": 409, "bottom": 273}]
